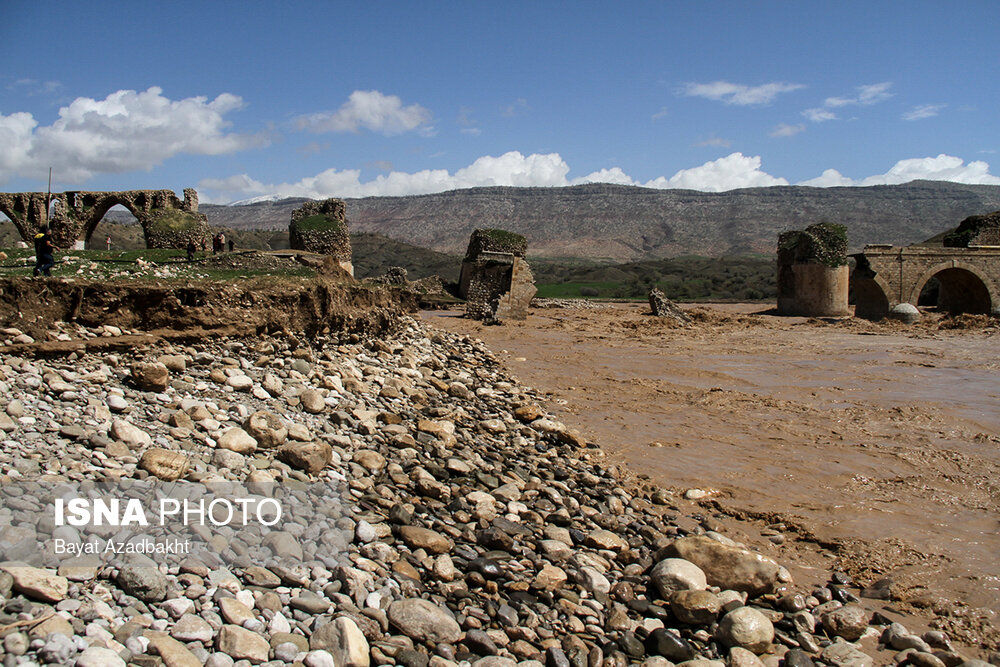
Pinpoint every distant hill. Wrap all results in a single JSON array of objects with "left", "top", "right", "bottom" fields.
[{"left": 183, "top": 181, "right": 1000, "bottom": 261}]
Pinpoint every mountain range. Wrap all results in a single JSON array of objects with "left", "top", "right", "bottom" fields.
[{"left": 200, "top": 180, "right": 1000, "bottom": 261}]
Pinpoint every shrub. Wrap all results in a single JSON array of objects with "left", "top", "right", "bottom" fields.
[{"left": 778, "top": 222, "right": 848, "bottom": 267}]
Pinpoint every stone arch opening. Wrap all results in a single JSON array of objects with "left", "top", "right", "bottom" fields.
[
  {"left": 852, "top": 278, "right": 890, "bottom": 320},
  {"left": 0, "top": 212, "right": 18, "bottom": 247},
  {"left": 916, "top": 267, "right": 992, "bottom": 314},
  {"left": 89, "top": 204, "right": 139, "bottom": 250},
  {"left": 850, "top": 253, "right": 891, "bottom": 320}
]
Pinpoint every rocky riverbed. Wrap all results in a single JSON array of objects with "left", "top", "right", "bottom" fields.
[{"left": 0, "top": 309, "right": 996, "bottom": 667}]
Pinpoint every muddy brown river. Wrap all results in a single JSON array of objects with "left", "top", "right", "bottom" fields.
[{"left": 424, "top": 302, "right": 1000, "bottom": 647}]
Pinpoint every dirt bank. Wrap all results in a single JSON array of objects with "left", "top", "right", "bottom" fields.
[
  {"left": 424, "top": 302, "right": 1000, "bottom": 648},
  {"left": 0, "top": 276, "right": 417, "bottom": 341}
]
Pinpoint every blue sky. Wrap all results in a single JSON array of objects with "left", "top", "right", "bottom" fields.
[{"left": 1, "top": 0, "right": 998, "bottom": 203}]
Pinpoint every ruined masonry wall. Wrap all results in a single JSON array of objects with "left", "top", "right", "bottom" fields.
[
  {"left": 289, "top": 199, "right": 353, "bottom": 276},
  {"left": 0, "top": 189, "right": 208, "bottom": 249}
]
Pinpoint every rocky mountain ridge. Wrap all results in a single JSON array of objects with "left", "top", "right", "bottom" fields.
[{"left": 200, "top": 181, "right": 1000, "bottom": 261}]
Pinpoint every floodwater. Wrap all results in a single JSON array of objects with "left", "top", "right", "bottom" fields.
[{"left": 424, "top": 303, "right": 1000, "bottom": 645}]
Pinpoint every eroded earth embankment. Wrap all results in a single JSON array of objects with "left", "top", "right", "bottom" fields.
[{"left": 0, "top": 277, "right": 417, "bottom": 344}]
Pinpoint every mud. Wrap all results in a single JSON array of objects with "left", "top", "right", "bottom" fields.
[{"left": 424, "top": 302, "right": 1000, "bottom": 648}]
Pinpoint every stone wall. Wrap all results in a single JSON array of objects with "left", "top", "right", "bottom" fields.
[
  {"left": 0, "top": 188, "right": 208, "bottom": 249},
  {"left": 460, "top": 230, "right": 537, "bottom": 322},
  {"left": 288, "top": 199, "right": 353, "bottom": 276}
]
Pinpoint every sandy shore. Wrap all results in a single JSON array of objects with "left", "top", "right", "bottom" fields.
[{"left": 423, "top": 302, "right": 1000, "bottom": 647}]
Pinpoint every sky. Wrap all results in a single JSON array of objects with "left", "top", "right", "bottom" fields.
[{"left": 1, "top": 1, "right": 998, "bottom": 204}]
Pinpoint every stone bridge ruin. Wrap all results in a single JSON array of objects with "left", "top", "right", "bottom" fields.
[
  {"left": 851, "top": 211, "right": 1000, "bottom": 319},
  {"left": 288, "top": 198, "right": 354, "bottom": 277},
  {"left": 0, "top": 188, "right": 209, "bottom": 249},
  {"left": 459, "top": 228, "right": 536, "bottom": 322}
]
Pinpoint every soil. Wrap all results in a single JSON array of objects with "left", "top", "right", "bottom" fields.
[
  {"left": 423, "top": 302, "right": 1000, "bottom": 649},
  {"left": 0, "top": 275, "right": 416, "bottom": 342}
]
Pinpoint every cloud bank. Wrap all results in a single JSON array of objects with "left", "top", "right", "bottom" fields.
[
  {"left": 0, "top": 87, "right": 264, "bottom": 184},
  {"left": 799, "top": 154, "right": 1000, "bottom": 187},
  {"left": 199, "top": 151, "right": 1000, "bottom": 203}
]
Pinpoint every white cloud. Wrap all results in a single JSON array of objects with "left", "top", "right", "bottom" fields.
[
  {"left": 502, "top": 98, "right": 529, "bottom": 117},
  {"left": 295, "top": 90, "right": 432, "bottom": 135},
  {"left": 694, "top": 136, "right": 732, "bottom": 148},
  {"left": 571, "top": 168, "right": 638, "bottom": 186},
  {"left": 681, "top": 81, "right": 804, "bottom": 106},
  {"left": 903, "top": 104, "right": 946, "bottom": 121},
  {"left": 857, "top": 82, "right": 894, "bottom": 105},
  {"left": 798, "top": 154, "right": 1000, "bottom": 187},
  {"left": 0, "top": 87, "right": 264, "bottom": 185},
  {"left": 646, "top": 153, "right": 788, "bottom": 191},
  {"left": 804, "top": 82, "right": 893, "bottom": 123},
  {"left": 201, "top": 151, "right": 796, "bottom": 202},
  {"left": 770, "top": 123, "right": 805, "bottom": 138},
  {"left": 797, "top": 168, "right": 855, "bottom": 187},
  {"left": 802, "top": 107, "right": 837, "bottom": 122}
]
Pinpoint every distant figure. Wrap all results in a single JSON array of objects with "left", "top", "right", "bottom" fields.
[
  {"left": 219, "top": 232, "right": 226, "bottom": 252},
  {"left": 228, "top": 239, "right": 234, "bottom": 252},
  {"left": 212, "top": 233, "right": 222, "bottom": 254},
  {"left": 33, "top": 225, "right": 56, "bottom": 277},
  {"left": 105, "top": 235, "right": 112, "bottom": 250},
  {"left": 201, "top": 239, "right": 208, "bottom": 252},
  {"left": 186, "top": 240, "right": 197, "bottom": 261}
]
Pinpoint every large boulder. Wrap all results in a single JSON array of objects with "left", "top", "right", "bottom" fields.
[{"left": 661, "top": 535, "right": 783, "bottom": 596}]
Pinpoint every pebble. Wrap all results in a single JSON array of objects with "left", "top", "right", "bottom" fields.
[{"left": 0, "top": 312, "right": 977, "bottom": 667}]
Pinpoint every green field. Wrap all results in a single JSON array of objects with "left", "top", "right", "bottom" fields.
[{"left": 0, "top": 220, "right": 777, "bottom": 301}]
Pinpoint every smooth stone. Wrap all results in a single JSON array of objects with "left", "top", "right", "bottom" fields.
[
  {"left": 308, "top": 616, "right": 370, "bottom": 667},
  {"left": 3, "top": 565, "right": 69, "bottom": 602},
  {"left": 216, "top": 625, "right": 270, "bottom": 663},
  {"left": 75, "top": 646, "right": 127, "bottom": 667},
  {"left": 821, "top": 642, "right": 874, "bottom": 667},
  {"left": 821, "top": 604, "right": 869, "bottom": 642},
  {"left": 662, "top": 536, "right": 782, "bottom": 597},
  {"left": 399, "top": 525, "right": 454, "bottom": 554},
  {"left": 387, "top": 598, "right": 462, "bottom": 644},
  {"left": 650, "top": 558, "right": 707, "bottom": 598},
  {"left": 117, "top": 565, "right": 167, "bottom": 602},
  {"left": 717, "top": 607, "right": 774, "bottom": 654}
]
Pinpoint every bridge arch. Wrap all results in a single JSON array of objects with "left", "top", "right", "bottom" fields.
[
  {"left": 852, "top": 274, "right": 892, "bottom": 320},
  {"left": 850, "top": 253, "right": 893, "bottom": 320},
  {"left": 0, "top": 189, "right": 210, "bottom": 249},
  {"left": 909, "top": 261, "right": 997, "bottom": 314},
  {"left": 69, "top": 193, "right": 141, "bottom": 247}
]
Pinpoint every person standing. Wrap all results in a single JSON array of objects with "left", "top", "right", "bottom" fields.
[
  {"left": 106, "top": 235, "right": 112, "bottom": 250},
  {"left": 33, "top": 225, "right": 56, "bottom": 277}
]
